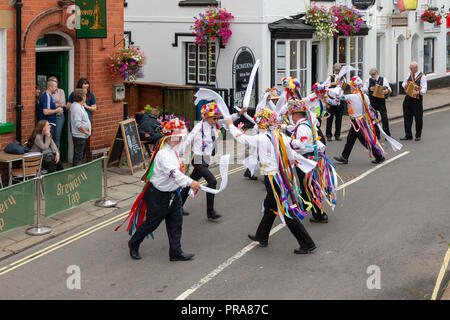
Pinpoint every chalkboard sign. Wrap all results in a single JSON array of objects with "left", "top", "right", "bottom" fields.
[
  {"left": 351, "top": 0, "right": 375, "bottom": 10},
  {"left": 232, "top": 46, "right": 257, "bottom": 114},
  {"left": 107, "top": 119, "right": 145, "bottom": 174}
]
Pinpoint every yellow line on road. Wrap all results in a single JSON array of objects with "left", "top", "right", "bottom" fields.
[
  {"left": 431, "top": 248, "right": 450, "bottom": 300},
  {"left": 0, "top": 165, "right": 247, "bottom": 276}
]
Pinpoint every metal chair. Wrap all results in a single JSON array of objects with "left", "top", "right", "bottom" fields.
[{"left": 11, "top": 153, "right": 43, "bottom": 183}]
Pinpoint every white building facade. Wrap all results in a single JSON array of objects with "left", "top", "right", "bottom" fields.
[{"left": 124, "top": 0, "right": 450, "bottom": 102}]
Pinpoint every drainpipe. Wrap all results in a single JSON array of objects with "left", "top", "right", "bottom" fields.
[{"left": 14, "top": 0, "right": 23, "bottom": 143}]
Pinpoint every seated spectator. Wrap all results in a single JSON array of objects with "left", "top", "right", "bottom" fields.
[
  {"left": 27, "top": 120, "right": 64, "bottom": 173},
  {"left": 137, "top": 108, "right": 163, "bottom": 144}
]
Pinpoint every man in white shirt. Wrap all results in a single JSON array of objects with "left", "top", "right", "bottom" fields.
[
  {"left": 334, "top": 76, "right": 385, "bottom": 165},
  {"left": 324, "top": 63, "right": 347, "bottom": 140},
  {"left": 127, "top": 118, "right": 201, "bottom": 261},
  {"left": 401, "top": 61, "right": 427, "bottom": 141},
  {"left": 180, "top": 102, "right": 241, "bottom": 220},
  {"left": 224, "top": 108, "right": 317, "bottom": 254},
  {"left": 363, "top": 67, "right": 392, "bottom": 138}
]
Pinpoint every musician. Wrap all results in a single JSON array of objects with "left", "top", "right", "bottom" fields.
[
  {"left": 363, "top": 67, "right": 392, "bottom": 139},
  {"left": 324, "top": 63, "right": 346, "bottom": 141},
  {"left": 401, "top": 61, "right": 427, "bottom": 141}
]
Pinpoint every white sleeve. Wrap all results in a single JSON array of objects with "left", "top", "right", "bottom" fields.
[
  {"left": 178, "top": 121, "right": 202, "bottom": 154},
  {"left": 228, "top": 123, "right": 259, "bottom": 148},
  {"left": 384, "top": 78, "right": 392, "bottom": 93},
  {"left": 363, "top": 79, "right": 370, "bottom": 94},
  {"left": 420, "top": 75, "right": 427, "bottom": 95},
  {"left": 156, "top": 152, "right": 193, "bottom": 188},
  {"left": 402, "top": 75, "right": 409, "bottom": 89}
]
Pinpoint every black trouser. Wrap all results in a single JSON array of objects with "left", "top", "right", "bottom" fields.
[
  {"left": 129, "top": 183, "right": 183, "bottom": 258},
  {"left": 72, "top": 137, "right": 87, "bottom": 167},
  {"left": 403, "top": 96, "right": 423, "bottom": 139},
  {"left": 254, "top": 176, "right": 315, "bottom": 249},
  {"left": 181, "top": 157, "right": 217, "bottom": 213},
  {"left": 371, "top": 100, "right": 390, "bottom": 138},
  {"left": 295, "top": 167, "right": 323, "bottom": 218},
  {"left": 317, "top": 123, "right": 326, "bottom": 147},
  {"left": 42, "top": 159, "right": 64, "bottom": 173},
  {"left": 341, "top": 120, "right": 383, "bottom": 161},
  {"left": 326, "top": 101, "right": 344, "bottom": 139}
]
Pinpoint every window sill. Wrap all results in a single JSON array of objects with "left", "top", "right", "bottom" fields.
[{"left": 179, "top": 0, "right": 218, "bottom": 7}]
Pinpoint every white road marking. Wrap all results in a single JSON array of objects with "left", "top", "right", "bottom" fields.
[{"left": 175, "top": 152, "right": 410, "bottom": 300}]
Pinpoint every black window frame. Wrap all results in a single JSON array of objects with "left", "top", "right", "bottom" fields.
[{"left": 185, "top": 42, "right": 217, "bottom": 86}]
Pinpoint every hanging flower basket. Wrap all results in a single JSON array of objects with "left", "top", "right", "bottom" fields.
[
  {"left": 108, "top": 46, "right": 146, "bottom": 83},
  {"left": 305, "top": 4, "right": 337, "bottom": 63},
  {"left": 421, "top": 10, "right": 442, "bottom": 26},
  {"left": 191, "top": 6, "right": 234, "bottom": 72},
  {"left": 330, "top": 5, "right": 364, "bottom": 37}
]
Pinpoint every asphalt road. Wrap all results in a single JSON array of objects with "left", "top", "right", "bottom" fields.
[{"left": 0, "top": 108, "right": 449, "bottom": 300}]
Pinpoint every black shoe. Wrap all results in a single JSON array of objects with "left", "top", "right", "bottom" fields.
[
  {"left": 326, "top": 136, "right": 333, "bottom": 141},
  {"left": 294, "top": 245, "right": 317, "bottom": 254},
  {"left": 371, "top": 157, "right": 385, "bottom": 164},
  {"left": 333, "top": 156, "right": 348, "bottom": 164},
  {"left": 182, "top": 209, "right": 190, "bottom": 216},
  {"left": 170, "top": 252, "right": 195, "bottom": 261},
  {"left": 334, "top": 137, "right": 342, "bottom": 141},
  {"left": 244, "top": 169, "right": 258, "bottom": 180},
  {"left": 128, "top": 243, "right": 141, "bottom": 260},
  {"left": 248, "top": 234, "right": 268, "bottom": 247},
  {"left": 415, "top": 137, "right": 421, "bottom": 141},
  {"left": 207, "top": 210, "right": 222, "bottom": 221},
  {"left": 400, "top": 136, "right": 412, "bottom": 141},
  {"left": 310, "top": 213, "right": 328, "bottom": 224}
]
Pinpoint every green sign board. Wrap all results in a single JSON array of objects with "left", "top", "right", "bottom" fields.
[
  {"left": 43, "top": 159, "right": 103, "bottom": 218},
  {"left": 76, "top": 0, "right": 107, "bottom": 39},
  {"left": 0, "top": 180, "right": 36, "bottom": 235}
]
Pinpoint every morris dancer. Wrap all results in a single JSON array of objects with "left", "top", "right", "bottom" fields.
[
  {"left": 180, "top": 102, "right": 243, "bottom": 220},
  {"left": 288, "top": 101, "right": 339, "bottom": 224},
  {"left": 116, "top": 118, "right": 201, "bottom": 261},
  {"left": 333, "top": 76, "right": 385, "bottom": 165},
  {"left": 224, "top": 108, "right": 318, "bottom": 254}
]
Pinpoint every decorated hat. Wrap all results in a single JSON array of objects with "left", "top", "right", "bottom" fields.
[
  {"left": 200, "top": 101, "right": 222, "bottom": 119},
  {"left": 349, "top": 76, "right": 363, "bottom": 89},
  {"left": 254, "top": 107, "right": 280, "bottom": 130},
  {"left": 312, "top": 82, "right": 327, "bottom": 95},
  {"left": 160, "top": 118, "right": 188, "bottom": 137},
  {"left": 287, "top": 100, "right": 308, "bottom": 114},
  {"left": 265, "top": 87, "right": 281, "bottom": 100},
  {"left": 281, "top": 77, "right": 301, "bottom": 91}
]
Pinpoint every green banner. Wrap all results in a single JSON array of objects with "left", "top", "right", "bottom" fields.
[
  {"left": 0, "top": 179, "right": 36, "bottom": 235},
  {"left": 76, "top": 0, "right": 107, "bottom": 39},
  {"left": 43, "top": 159, "right": 103, "bottom": 218}
]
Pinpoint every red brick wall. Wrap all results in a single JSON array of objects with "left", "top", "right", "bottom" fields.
[{"left": 1, "top": 0, "right": 124, "bottom": 154}]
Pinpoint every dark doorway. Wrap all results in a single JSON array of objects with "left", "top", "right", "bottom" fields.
[
  {"left": 312, "top": 43, "right": 319, "bottom": 85},
  {"left": 36, "top": 51, "right": 69, "bottom": 162}
]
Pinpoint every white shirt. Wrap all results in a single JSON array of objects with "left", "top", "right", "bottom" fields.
[
  {"left": 363, "top": 76, "right": 392, "bottom": 95},
  {"left": 228, "top": 124, "right": 314, "bottom": 175},
  {"left": 191, "top": 114, "right": 239, "bottom": 156},
  {"left": 402, "top": 71, "right": 427, "bottom": 95},
  {"left": 343, "top": 93, "right": 376, "bottom": 119},
  {"left": 290, "top": 118, "right": 326, "bottom": 155},
  {"left": 303, "top": 93, "right": 326, "bottom": 124},
  {"left": 149, "top": 143, "right": 193, "bottom": 192}
]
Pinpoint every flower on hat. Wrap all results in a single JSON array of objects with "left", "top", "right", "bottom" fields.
[
  {"left": 349, "top": 76, "right": 363, "bottom": 89},
  {"left": 287, "top": 100, "right": 308, "bottom": 114},
  {"left": 281, "top": 77, "right": 301, "bottom": 91},
  {"left": 254, "top": 107, "right": 280, "bottom": 130},
  {"left": 160, "top": 118, "right": 187, "bottom": 137},
  {"left": 312, "top": 82, "right": 327, "bottom": 95},
  {"left": 200, "top": 102, "right": 222, "bottom": 119}
]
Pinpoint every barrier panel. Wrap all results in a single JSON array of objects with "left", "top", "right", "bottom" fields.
[
  {"left": 43, "top": 158, "right": 103, "bottom": 218},
  {"left": 0, "top": 179, "right": 36, "bottom": 234}
]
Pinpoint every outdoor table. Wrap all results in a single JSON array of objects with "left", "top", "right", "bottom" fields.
[{"left": 0, "top": 151, "right": 41, "bottom": 186}]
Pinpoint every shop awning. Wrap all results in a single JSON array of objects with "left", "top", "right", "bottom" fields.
[{"left": 268, "top": 18, "right": 316, "bottom": 39}]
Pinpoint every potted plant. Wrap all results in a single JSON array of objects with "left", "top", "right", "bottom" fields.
[
  {"left": 330, "top": 5, "right": 364, "bottom": 37},
  {"left": 191, "top": 6, "right": 234, "bottom": 71},
  {"left": 305, "top": 4, "right": 337, "bottom": 62},
  {"left": 421, "top": 10, "right": 442, "bottom": 26},
  {"left": 108, "top": 46, "right": 146, "bottom": 83}
]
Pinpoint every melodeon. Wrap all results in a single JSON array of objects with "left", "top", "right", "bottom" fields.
[{"left": 372, "top": 84, "right": 386, "bottom": 99}]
